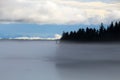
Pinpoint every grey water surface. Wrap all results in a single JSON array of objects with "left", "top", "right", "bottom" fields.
[{"left": 0, "top": 40, "right": 120, "bottom": 80}]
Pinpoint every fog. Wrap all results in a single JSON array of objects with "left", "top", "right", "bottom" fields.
[{"left": 0, "top": 40, "right": 120, "bottom": 80}]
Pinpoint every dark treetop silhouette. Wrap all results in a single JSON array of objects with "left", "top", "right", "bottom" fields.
[{"left": 61, "top": 21, "right": 120, "bottom": 42}]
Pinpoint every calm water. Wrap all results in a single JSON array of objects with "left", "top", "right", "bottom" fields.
[{"left": 0, "top": 40, "right": 120, "bottom": 80}]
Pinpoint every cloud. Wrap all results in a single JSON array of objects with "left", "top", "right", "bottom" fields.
[{"left": 0, "top": 0, "right": 120, "bottom": 24}]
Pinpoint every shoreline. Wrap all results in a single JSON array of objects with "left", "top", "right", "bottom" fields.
[
  {"left": 60, "top": 40, "right": 120, "bottom": 44},
  {"left": 0, "top": 39, "right": 120, "bottom": 44},
  {"left": 0, "top": 39, "right": 60, "bottom": 41}
]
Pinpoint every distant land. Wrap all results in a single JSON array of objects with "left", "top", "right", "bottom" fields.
[
  {"left": 61, "top": 21, "right": 120, "bottom": 42},
  {"left": 0, "top": 23, "right": 104, "bottom": 40}
]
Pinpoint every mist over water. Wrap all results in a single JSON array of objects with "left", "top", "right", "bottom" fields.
[{"left": 0, "top": 40, "right": 120, "bottom": 80}]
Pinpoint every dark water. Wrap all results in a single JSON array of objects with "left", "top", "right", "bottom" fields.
[{"left": 0, "top": 40, "right": 120, "bottom": 80}]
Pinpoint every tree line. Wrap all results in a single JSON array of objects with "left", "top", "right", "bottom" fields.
[{"left": 61, "top": 21, "right": 120, "bottom": 42}]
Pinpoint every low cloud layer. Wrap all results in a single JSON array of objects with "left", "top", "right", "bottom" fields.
[{"left": 0, "top": 0, "right": 120, "bottom": 24}]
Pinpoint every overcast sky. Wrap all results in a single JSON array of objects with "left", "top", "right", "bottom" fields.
[{"left": 0, "top": 0, "right": 120, "bottom": 24}]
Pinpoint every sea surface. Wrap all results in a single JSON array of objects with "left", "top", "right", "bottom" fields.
[{"left": 0, "top": 40, "right": 120, "bottom": 80}]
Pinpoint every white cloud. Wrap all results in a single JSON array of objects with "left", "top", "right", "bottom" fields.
[{"left": 0, "top": 0, "right": 120, "bottom": 24}]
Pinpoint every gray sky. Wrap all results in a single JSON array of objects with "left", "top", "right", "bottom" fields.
[{"left": 0, "top": 0, "right": 120, "bottom": 24}]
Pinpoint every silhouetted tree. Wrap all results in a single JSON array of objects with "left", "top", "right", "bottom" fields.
[{"left": 61, "top": 21, "right": 120, "bottom": 42}]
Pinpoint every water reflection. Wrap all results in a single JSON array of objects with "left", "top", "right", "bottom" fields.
[
  {"left": 0, "top": 41, "right": 120, "bottom": 80},
  {"left": 55, "top": 42, "right": 120, "bottom": 80},
  {"left": 55, "top": 42, "right": 120, "bottom": 62},
  {"left": 56, "top": 62, "right": 120, "bottom": 80}
]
